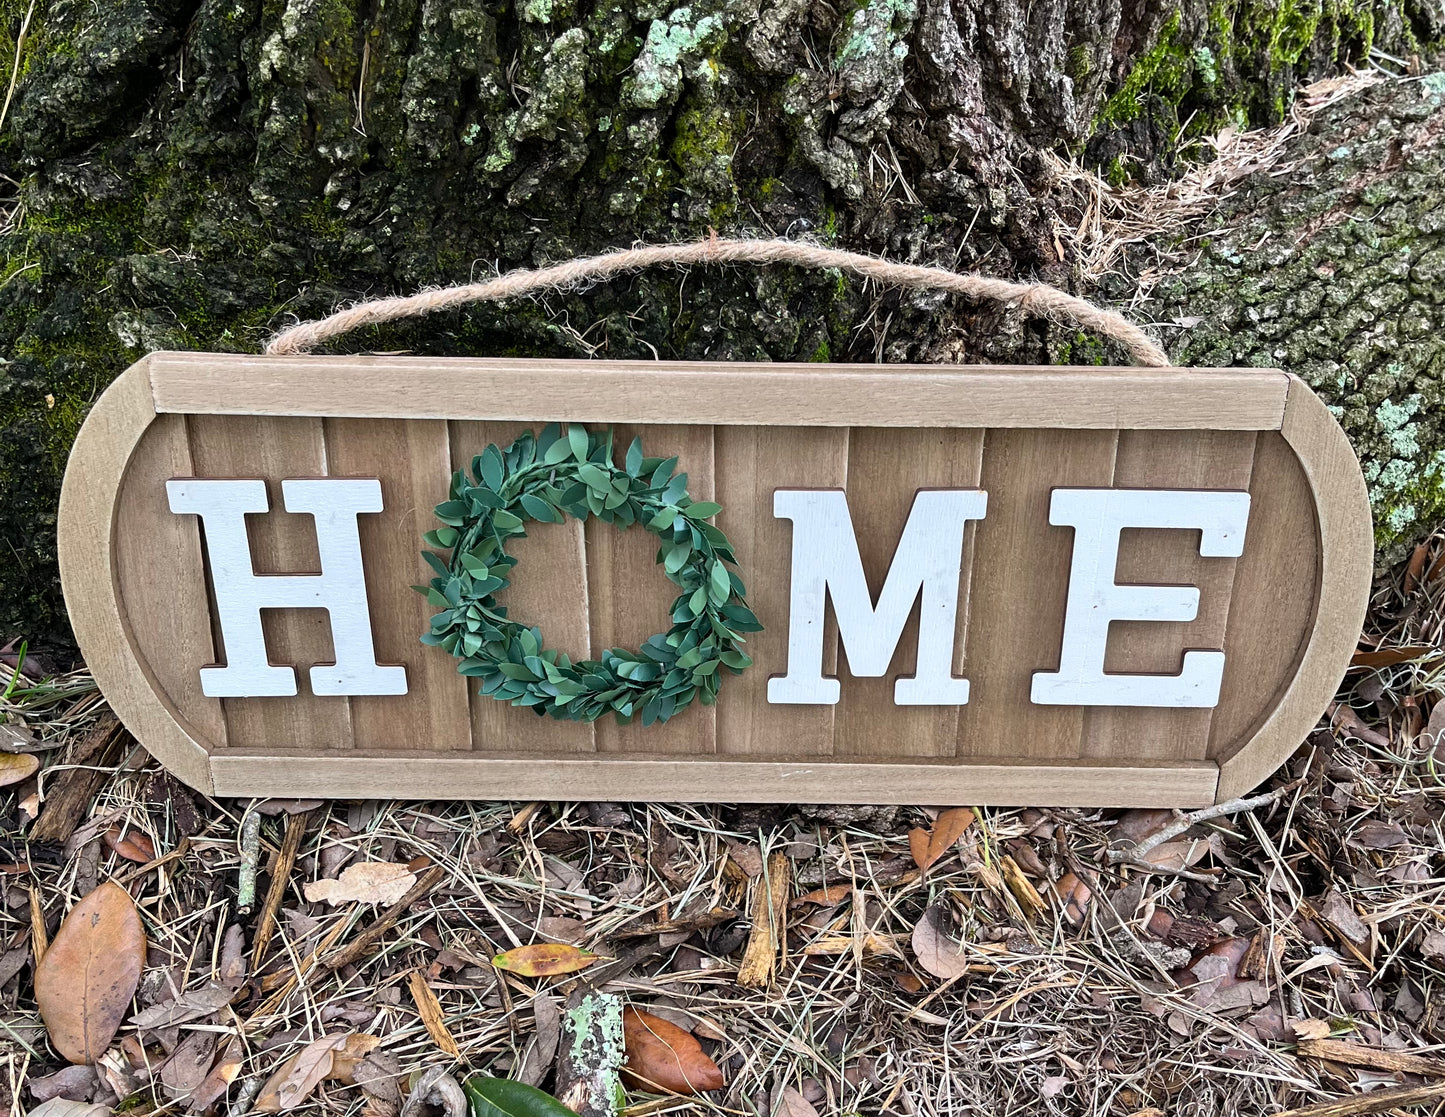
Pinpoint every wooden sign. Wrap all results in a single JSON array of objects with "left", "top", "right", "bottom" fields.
[{"left": 58, "top": 352, "right": 1372, "bottom": 806}]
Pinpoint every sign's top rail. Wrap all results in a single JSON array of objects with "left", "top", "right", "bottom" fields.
[{"left": 147, "top": 352, "right": 1290, "bottom": 431}]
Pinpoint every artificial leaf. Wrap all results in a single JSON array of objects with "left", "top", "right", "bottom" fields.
[
  {"left": 303, "top": 862, "right": 416, "bottom": 906},
  {"left": 491, "top": 943, "right": 598, "bottom": 978},
  {"left": 34, "top": 881, "right": 147, "bottom": 1064},
  {"left": 463, "top": 1076, "right": 579, "bottom": 1117},
  {"left": 0, "top": 751, "right": 38, "bottom": 788},
  {"left": 103, "top": 826, "right": 156, "bottom": 864},
  {"left": 911, "top": 903, "right": 971, "bottom": 980},
  {"left": 908, "top": 807, "right": 975, "bottom": 872},
  {"left": 621, "top": 1007, "right": 724, "bottom": 1095}
]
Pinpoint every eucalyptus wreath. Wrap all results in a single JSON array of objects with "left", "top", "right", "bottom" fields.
[{"left": 418, "top": 423, "right": 759, "bottom": 726}]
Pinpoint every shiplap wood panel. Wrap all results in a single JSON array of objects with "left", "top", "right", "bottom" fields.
[
  {"left": 1207, "top": 431, "right": 1320, "bottom": 758},
  {"left": 954, "top": 429, "right": 1120, "bottom": 759},
  {"left": 185, "top": 415, "right": 355, "bottom": 751},
  {"left": 587, "top": 425, "right": 717, "bottom": 754},
  {"left": 713, "top": 426, "right": 850, "bottom": 756},
  {"left": 326, "top": 418, "right": 472, "bottom": 751},
  {"left": 449, "top": 421, "right": 596, "bottom": 753},
  {"left": 832, "top": 428, "right": 985, "bottom": 758},
  {"left": 114, "top": 415, "right": 229, "bottom": 748},
  {"left": 1079, "top": 430, "right": 1258, "bottom": 761}
]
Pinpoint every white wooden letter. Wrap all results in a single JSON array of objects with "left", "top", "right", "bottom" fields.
[
  {"left": 769, "top": 489, "right": 987, "bottom": 706},
  {"left": 1031, "top": 488, "right": 1251, "bottom": 708},
  {"left": 167, "top": 478, "right": 407, "bottom": 698}
]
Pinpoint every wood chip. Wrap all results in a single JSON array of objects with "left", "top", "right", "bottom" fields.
[
  {"left": 736, "top": 849, "right": 790, "bottom": 989},
  {"left": 1297, "top": 1038, "right": 1445, "bottom": 1078},
  {"left": 407, "top": 971, "right": 460, "bottom": 1058},
  {"left": 1273, "top": 1081, "right": 1445, "bottom": 1117}
]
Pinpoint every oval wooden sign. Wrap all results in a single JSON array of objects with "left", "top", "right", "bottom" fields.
[{"left": 58, "top": 353, "right": 1371, "bottom": 806}]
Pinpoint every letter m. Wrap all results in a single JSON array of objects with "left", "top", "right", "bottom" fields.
[{"left": 768, "top": 489, "right": 987, "bottom": 706}]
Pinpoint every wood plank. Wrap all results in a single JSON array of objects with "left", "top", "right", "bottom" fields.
[
  {"left": 325, "top": 418, "right": 472, "bottom": 751},
  {"left": 955, "top": 429, "right": 1119, "bottom": 759},
  {"left": 58, "top": 358, "right": 216, "bottom": 791},
  {"left": 587, "top": 425, "right": 716, "bottom": 754},
  {"left": 1215, "top": 378, "right": 1373, "bottom": 798},
  {"left": 149, "top": 353, "right": 1289, "bottom": 431},
  {"left": 449, "top": 421, "right": 595, "bottom": 754},
  {"left": 832, "top": 428, "right": 984, "bottom": 757},
  {"left": 209, "top": 751, "right": 1218, "bottom": 806},
  {"left": 186, "top": 415, "right": 355, "bottom": 751},
  {"left": 1079, "top": 430, "right": 1257, "bottom": 762},
  {"left": 1206, "top": 431, "right": 1319, "bottom": 762},
  {"left": 713, "top": 427, "right": 850, "bottom": 757},
  {"left": 114, "top": 416, "right": 229, "bottom": 749}
]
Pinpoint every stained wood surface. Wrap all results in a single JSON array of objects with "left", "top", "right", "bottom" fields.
[
  {"left": 62, "top": 356, "right": 1370, "bottom": 805},
  {"left": 149, "top": 352, "right": 1290, "bottom": 430}
]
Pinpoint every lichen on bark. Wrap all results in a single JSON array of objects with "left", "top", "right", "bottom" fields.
[{"left": 0, "top": 0, "right": 1441, "bottom": 643}]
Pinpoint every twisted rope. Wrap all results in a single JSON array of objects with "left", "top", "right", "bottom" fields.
[{"left": 264, "top": 236, "right": 1169, "bottom": 367}]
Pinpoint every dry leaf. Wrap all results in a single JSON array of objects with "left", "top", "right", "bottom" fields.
[
  {"left": 27, "top": 1065, "right": 99, "bottom": 1103},
  {"left": 329, "top": 1034, "right": 383, "bottom": 1084},
  {"left": 622, "top": 1007, "right": 724, "bottom": 1095},
  {"left": 103, "top": 826, "right": 156, "bottom": 865},
  {"left": 1051, "top": 872, "right": 1092, "bottom": 925},
  {"left": 303, "top": 862, "right": 416, "bottom": 906},
  {"left": 253, "top": 1032, "right": 376, "bottom": 1113},
  {"left": 1291, "top": 1018, "right": 1333, "bottom": 1041},
  {"left": 1350, "top": 645, "right": 1434, "bottom": 669},
  {"left": 773, "top": 1085, "right": 820, "bottom": 1117},
  {"left": 130, "top": 980, "right": 237, "bottom": 1029},
  {"left": 0, "top": 751, "right": 39, "bottom": 788},
  {"left": 160, "top": 1031, "right": 218, "bottom": 1099},
  {"left": 909, "top": 808, "right": 975, "bottom": 872},
  {"left": 27, "top": 1101, "right": 110, "bottom": 1117},
  {"left": 188, "top": 1036, "right": 244, "bottom": 1113},
  {"left": 911, "top": 903, "right": 971, "bottom": 980},
  {"left": 491, "top": 943, "right": 598, "bottom": 978},
  {"left": 34, "top": 881, "right": 147, "bottom": 1064},
  {"left": 793, "top": 885, "right": 852, "bottom": 908}
]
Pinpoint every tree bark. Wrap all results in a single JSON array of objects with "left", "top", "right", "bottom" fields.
[{"left": 0, "top": 0, "right": 1441, "bottom": 643}]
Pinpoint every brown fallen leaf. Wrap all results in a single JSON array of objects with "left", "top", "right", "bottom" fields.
[
  {"left": 253, "top": 1032, "right": 378, "bottom": 1113},
  {"left": 1051, "top": 872, "right": 1092, "bottom": 925},
  {"left": 491, "top": 943, "right": 598, "bottom": 978},
  {"left": 188, "top": 1036, "right": 244, "bottom": 1113},
  {"left": 911, "top": 902, "right": 971, "bottom": 980},
  {"left": 792, "top": 884, "right": 852, "bottom": 908},
  {"left": 103, "top": 826, "right": 156, "bottom": 865},
  {"left": 303, "top": 862, "right": 416, "bottom": 906},
  {"left": 1350, "top": 645, "right": 1435, "bottom": 670},
  {"left": 0, "top": 751, "right": 39, "bottom": 788},
  {"left": 773, "top": 1085, "right": 820, "bottom": 1117},
  {"left": 34, "top": 881, "right": 147, "bottom": 1064},
  {"left": 908, "top": 808, "right": 975, "bottom": 873},
  {"left": 622, "top": 1007, "right": 724, "bottom": 1095}
]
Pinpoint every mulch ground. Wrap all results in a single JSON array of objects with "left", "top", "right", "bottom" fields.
[{"left": 3, "top": 533, "right": 1445, "bottom": 1117}]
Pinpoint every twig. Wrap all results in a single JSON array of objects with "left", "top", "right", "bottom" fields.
[
  {"left": 319, "top": 864, "right": 446, "bottom": 971},
  {"left": 236, "top": 810, "right": 262, "bottom": 916},
  {"left": 28, "top": 886, "right": 46, "bottom": 965},
  {"left": 251, "top": 811, "right": 310, "bottom": 969},
  {"left": 1106, "top": 781, "right": 1301, "bottom": 869},
  {"left": 1296, "top": 1037, "right": 1445, "bottom": 1077},
  {"left": 1274, "top": 1080, "right": 1445, "bottom": 1117},
  {"left": 407, "top": 970, "right": 462, "bottom": 1058},
  {"left": 113, "top": 835, "right": 191, "bottom": 887},
  {"left": 737, "top": 849, "right": 790, "bottom": 988}
]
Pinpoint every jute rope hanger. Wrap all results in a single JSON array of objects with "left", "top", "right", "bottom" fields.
[{"left": 264, "top": 235, "right": 1170, "bottom": 367}]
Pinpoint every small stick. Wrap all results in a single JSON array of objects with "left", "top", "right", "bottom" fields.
[
  {"left": 1296, "top": 1037, "right": 1445, "bottom": 1078},
  {"left": 1107, "top": 781, "right": 1300, "bottom": 869},
  {"left": 236, "top": 811, "right": 262, "bottom": 916},
  {"left": 507, "top": 802, "right": 542, "bottom": 834},
  {"left": 407, "top": 970, "right": 462, "bottom": 1058},
  {"left": 28, "top": 887, "right": 47, "bottom": 966},
  {"left": 1273, "top": 1081, "right": 1445, "bottom": 1117},
  {"left": 320, "top": 864, "right": 446, "bottom": 972},
  {"left": 252, "top": 811, "right": 310, "bottom": 969},
  {"left": 113, "top": 836, "right": 191, "bottom": 887}
]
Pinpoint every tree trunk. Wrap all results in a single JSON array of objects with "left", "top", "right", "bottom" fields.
[{"left": 0, "top": 0, "right": 1441, "bottom": 644}]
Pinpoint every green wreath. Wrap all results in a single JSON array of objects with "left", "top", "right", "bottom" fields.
[{"left": 417, "top": 423, "right": 759, "bottom": 725}]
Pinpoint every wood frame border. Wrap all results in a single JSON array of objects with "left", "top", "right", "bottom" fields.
[{"left": 58, "top": 352, "right": 1371, "bottom": 805}]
